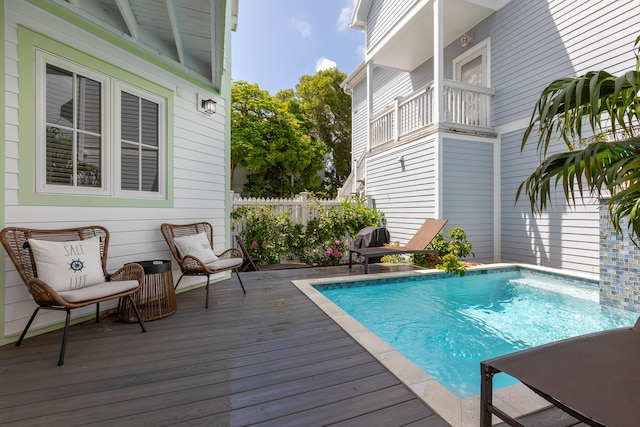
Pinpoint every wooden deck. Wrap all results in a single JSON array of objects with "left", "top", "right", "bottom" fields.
[{"left": 0, "top": 264, "right": 452, "bottom": 426}]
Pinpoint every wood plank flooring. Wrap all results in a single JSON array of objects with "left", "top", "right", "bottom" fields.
[{"left": 0, "top": 264, "right": 452, "bottom": 426}]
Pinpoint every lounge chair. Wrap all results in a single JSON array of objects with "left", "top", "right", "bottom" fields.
[
  {"left": 480, "top": 317, "right": 640, "bottom": 427},
  {"left": 234, "top": 235, "right": 310, "bottom": 271},
  {"left": 0, "top": 225, "right": 146, "bottom": 365},
  {"left": 160, "top": 222, "right": 245, "bottom": 308},
  {"left": 348, "top": 218, "right": 448, "bottom": 273}
]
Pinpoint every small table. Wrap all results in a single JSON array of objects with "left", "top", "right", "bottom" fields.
[{"left": 118, "top": 260, "right": 176, "bottom": 322}]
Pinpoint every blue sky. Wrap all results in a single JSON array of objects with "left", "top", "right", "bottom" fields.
[{"left": 231, "top": 0, "right": 364, "bottom": 95}]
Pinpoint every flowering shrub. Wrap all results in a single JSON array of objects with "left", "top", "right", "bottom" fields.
[
  {"left": 232, "top": 196, "right": 384, "bottom": 267},
  {"left": 231, "top": 205, "right": 295, "bottom": 264},
  {"left": 324, "top": 239, "right": 348, "bottom": 266}
]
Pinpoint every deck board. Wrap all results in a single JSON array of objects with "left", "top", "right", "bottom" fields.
[
  {"left": 0, "top": 264, "right": 578, "bottom": 426},
  {"left": 0, "top": 264, "right": 450, "bottom": 426}
]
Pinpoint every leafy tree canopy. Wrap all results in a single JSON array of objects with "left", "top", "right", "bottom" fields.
[
  {"left": 231, "top": 81, "right": 327, "bottom": 198},
  {"left": 295, "top": 68, "right": 352, "bottom": 197}
]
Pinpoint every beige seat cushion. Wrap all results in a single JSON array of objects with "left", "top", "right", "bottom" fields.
[
  {"left": 58, "top": 280, "right": 139, "bottom": 303},
  {"left": 205, "top": 257, "right": 243, "bottom": 271}
]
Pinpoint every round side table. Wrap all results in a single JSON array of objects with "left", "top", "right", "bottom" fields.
[{"left": 118, "top": 260, "right": 176, "bottom": 322}]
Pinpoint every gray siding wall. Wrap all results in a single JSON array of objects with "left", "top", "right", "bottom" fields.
[
  {"left": 442, "top": 138, "right": 494, "bottom": 264},
  {"left": 367, "top": 138, "right": 438, "bottom": 244},
  {"left": 492, "top": 0, "right": 639, "bottom": 275},
  {"left": 353, "top": 0, "right": 638, "bottom": 275},
  {"left": 367, "top": 0, "right": 416, "bottom": 51},
  {"left": 371, "top": 63, "right": 431, "bottom": 116},
  {"left": 500, "top": 130, "right": 600, "bottom": 274},
  {"left": 351, "top": 82, "right": 368, "bottom": 161},
  {"left": 370, "top": 67, "right": 404, "bottom": 116},
  {"left": 479, "top": 0, "right": 640, "bottom": 125}
]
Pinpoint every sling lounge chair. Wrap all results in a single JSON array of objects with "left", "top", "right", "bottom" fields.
[
  {"left": 480, "top": 317, "right": 640, "bottom": 427},
  {"left": 0, "top": 225, "right": 146, "bottom": 365},
  {"left": 348, "top": 218, "right": 447, "bottom": 274},
  {"left": 161, "top": 222, "right": 245, "bottom": 308},
  {"left": 235, "top": 235, "right": 310, "bottom": 271}
]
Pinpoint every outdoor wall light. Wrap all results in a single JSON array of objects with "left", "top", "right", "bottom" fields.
[
  {"left": 460, "top": 33, "right": 472, "bottom": 47},
  {"left": 197, "top": 93, "right": 217, "bottom": 115},
  {"left": 201, "top": 98, "right": 216, "bottom": 114}
]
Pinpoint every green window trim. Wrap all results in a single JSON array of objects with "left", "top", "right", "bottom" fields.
[{"left": 18, "top": 25, "right": 174, "bottom": 208}]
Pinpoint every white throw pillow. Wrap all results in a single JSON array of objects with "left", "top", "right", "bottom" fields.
[
  {"left": 28, "top": 236, "right": 105, "bottom": 292},
  {"left": 174, "top": 232, "right": 219, "bottom": 263}
]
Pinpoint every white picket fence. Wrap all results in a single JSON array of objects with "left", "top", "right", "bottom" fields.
[{"left": 231, "top": 191, "right": 342, "bottom": 235}]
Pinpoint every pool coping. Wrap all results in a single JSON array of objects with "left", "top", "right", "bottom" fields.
[{"left": 292, "top": 263, "right": 598, "bottom": 427}]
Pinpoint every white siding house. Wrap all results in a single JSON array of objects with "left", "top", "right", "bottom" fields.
[
  {"left": 0, "top": 0, "right": 238, "bottom": 344},
  {"left": 341, "top": 0, "right": 640, "bottom": 274}
]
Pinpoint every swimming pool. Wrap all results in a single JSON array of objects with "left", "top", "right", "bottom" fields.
[{"left": 311, "top": 266, "right": 638, "bottom": 398}]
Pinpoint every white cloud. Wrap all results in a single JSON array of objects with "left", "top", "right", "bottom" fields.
[
  {"left": 337, "top": 0, "right": 356, "bottom": 32},
  {"left": 292, "top": 17, "right": 312, "bottom": 38},
  {"left": 315, "top": 57, "right": 337, "bottom": 72}
]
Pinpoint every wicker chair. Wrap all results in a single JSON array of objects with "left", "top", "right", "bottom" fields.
[
  {"left": 0, "top": 225, "right": 146, "bottom": 365},
  {"left": 160, "top": 222, "right": 245, "bottom": 308}
]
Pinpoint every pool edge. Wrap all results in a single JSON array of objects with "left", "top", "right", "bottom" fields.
[{"left": 292, "top": 263, "right": 556, "bottom": 427}]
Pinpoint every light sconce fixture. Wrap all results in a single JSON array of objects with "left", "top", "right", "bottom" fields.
[
  {"left": 198, "top": 94, "right": 217, "bottom": 115},
  {"left": 460, "top": 33, "right": 472, "bottom": 47},
  {"left": 201, "top": 98, "right": 216, "bottom": 114}
]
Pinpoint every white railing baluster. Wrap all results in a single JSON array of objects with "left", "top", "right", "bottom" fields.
[{"left": 369, "top": 80, "right": 494, "bottom": 148}]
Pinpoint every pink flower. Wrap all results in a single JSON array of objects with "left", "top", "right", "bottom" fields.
[
  {"left": 335, "top": 239, "right": 341, "bottom": 246},
  {"left": 261, "top": 241, "right": 268, "bottom": 249},
  {"left": 335, "top": 250, "right": 341, "bottom": 257},
  {"left": 326, "top": 247, "right": 334, "bottom": 255},
  {"left": 251, "top": 241, "right": 258, "bottom": 249}
]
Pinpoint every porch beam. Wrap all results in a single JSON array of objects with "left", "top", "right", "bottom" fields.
[
  {"left": 165, "top": 0, "right": 185, "bottom": 65},
  {"left": 115, "top": 0, "right": 140, "bottom": 40}
]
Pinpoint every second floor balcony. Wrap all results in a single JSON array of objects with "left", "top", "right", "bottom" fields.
[{"left": 369, "top": 79, "right": 496, "bottom": 150}]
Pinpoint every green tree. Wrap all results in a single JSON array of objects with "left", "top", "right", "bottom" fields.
[
  {"left": 231, "top": 81, "right": 326, "bottom": 198},
  {"left": 517, "top": 35, "right": 640, "bottom": 240},
  {"left": 295, "top": 68, "right": 352, "bottom": 197}
]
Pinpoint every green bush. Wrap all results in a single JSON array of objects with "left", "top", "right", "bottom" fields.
[
  {"left": 411, "top": 227, "right": 474, "bottom": 276},
  {"left": 231, "top": 205, "right": 296, "bottom": 264},
  {"left": 232, "top": 196, "right": 384, "bottom": 266}
]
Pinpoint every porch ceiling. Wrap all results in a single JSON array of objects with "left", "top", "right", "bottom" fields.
[
  {"left": 367, "top": 0, "right": 508, "bottom": 72},
  {"left": 55, "top": 0, "right": 231, "bottom": 89}
]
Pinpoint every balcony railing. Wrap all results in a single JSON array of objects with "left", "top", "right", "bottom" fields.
[{"left": 370, "top": 80, "right": 495, "bottom": 149}]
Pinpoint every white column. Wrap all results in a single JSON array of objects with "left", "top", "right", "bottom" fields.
[
  {"left": 434, "top": 0, "right": 444, "bottom": 219},
  {"left": 433, "top": 0, "right": 444, "bottom": 126}
]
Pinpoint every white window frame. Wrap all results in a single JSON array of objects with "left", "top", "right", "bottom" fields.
[
  {"left": 453, "top": 37, "right": 491, "bottom": 87},
  {"left": 35, "top": 50, "right": 111, "bottom": 196},
  {"left": 114, "top": 82, "right": 167, "bottom": 199},
  {"left": 34, "top": 50, "right": 167, "bottom": 200}
]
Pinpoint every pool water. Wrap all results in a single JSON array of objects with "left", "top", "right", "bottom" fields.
[{"left": 315, "top": 268, "right": 638, "bottom": 398}]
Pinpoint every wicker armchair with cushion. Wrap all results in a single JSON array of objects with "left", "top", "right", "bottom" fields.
[
  {"left": 160, "top": 222, "right": 245, "bottom": 308},
  {"left": 0, "top": 225, "right": 146, "bottom": 366}
]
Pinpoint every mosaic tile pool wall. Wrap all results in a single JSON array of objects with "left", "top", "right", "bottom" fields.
[{"left": 600, "top": 201, "right": 640, "bottom": 312}]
